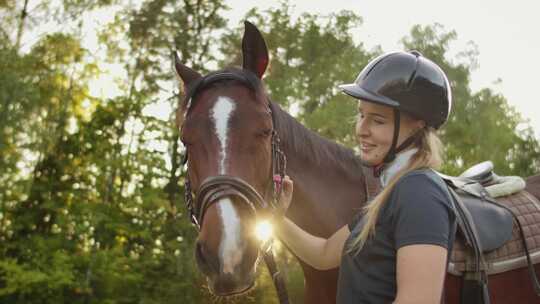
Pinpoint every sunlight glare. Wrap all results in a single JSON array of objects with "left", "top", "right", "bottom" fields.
[{"left": 255, "top": 220, "right": 273, "bottom": 242}]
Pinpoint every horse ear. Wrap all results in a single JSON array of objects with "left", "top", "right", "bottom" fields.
[
  {"left": 242, "top": 21, "right": 269, "bottom": 79},
  {"left": 172, "top": 51, "right": 201, "bottom": 128},
  {"left": 173, "top": 51, "right": 201, "bottom": 90}
]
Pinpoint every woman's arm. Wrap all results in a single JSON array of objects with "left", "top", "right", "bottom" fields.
[
  {"left": 391, "top": 173, "right": 454, "bottom": 303},
  {"left": 274, "top": 175, "right": 350, "bottom": 270},
  {"left": 275, "top": 219, "right": 349, "bottom": 270},
  {"left": 393, "top": 244, "right": 448, "bottom": 304}
]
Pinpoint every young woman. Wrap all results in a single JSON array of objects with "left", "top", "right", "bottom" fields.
[{"left": 275, "top": 50, "right": 457, "bottom": 304}]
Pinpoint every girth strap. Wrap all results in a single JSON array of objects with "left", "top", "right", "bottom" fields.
[{"left": 447, "top": 187, "right": 490, "bottom": 304}]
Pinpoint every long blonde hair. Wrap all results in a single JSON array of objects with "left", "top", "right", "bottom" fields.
[{"left": 348, "top": 127, "right": 444, "bottom": 254}]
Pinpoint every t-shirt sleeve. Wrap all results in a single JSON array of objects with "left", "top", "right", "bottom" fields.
[{"left": 392, "top": 173, "right": 454, "bottom": 249}]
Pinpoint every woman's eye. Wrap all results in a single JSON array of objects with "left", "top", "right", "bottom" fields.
[{"left": 374, "top": 119, "right": 385, "bottom": 125}]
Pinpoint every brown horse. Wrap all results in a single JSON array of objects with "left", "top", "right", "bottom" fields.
[
  {"left": 174, "top": 21, "right": 540, "bottom": 303},
  {"left": 174, "top": 21, "right": 365, "bottom": 302}
]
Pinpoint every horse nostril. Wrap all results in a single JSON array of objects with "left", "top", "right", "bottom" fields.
[
  {"left": 196, "top": 241, "right": 220, "bottom": 274},
  {"left": 196, "top": 242, "right": 207, "bottom": 264}
]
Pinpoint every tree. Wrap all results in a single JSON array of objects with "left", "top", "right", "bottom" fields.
[
  {"left": 1, "top": 0, "right": 230, "bottom": 302},
  {"left": 401, "top": 24, "right": 540, "bottom": 176},
  {"left": 1, "top": 1, "right": 538, "bottom": 303}
]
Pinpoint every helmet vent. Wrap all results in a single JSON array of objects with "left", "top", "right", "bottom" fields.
[{"left": 406, "top": 58, "right": 419, "bottom": 90}]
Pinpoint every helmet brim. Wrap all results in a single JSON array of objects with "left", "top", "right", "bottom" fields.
[{"left": 338, "top": 83, "right": 399, "bottom": 108}]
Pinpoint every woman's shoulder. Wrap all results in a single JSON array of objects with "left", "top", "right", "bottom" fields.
[
  {"left": 396, "top": 168, "right": 448, "bottom": 190},
  {"left": 391, "top": 168, "right": 454, "bottom": 210}
]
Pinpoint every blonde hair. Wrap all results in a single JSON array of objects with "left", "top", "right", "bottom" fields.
[{"left": 347, "top": 127, "right": 444, "bottom": 254}]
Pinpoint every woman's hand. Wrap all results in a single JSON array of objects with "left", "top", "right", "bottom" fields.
[
  {"left": 277, "top": 175, "right": 293, "bottom": 216},
  {"left": 272, "top": 175, "right": 349, "bottom": 270}
]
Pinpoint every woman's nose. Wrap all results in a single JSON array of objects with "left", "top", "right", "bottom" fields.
[{"left": 356, "top": 118, "right": 370, "bottom": 138}]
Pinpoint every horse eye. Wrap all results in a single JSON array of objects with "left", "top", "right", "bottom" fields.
[
  {"left": 258, "top": 129, "right": 272, "bottom": 138},
  {"left": 180, "top": 137, "right": 192, "bottom": 147}
]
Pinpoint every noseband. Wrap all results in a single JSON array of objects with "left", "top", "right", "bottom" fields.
[
  {"left": 180, "top": 71, "right": 289, "bottom": 303},
  {"left": 194, "top": 176, "right": 267, "bottom": 227}
]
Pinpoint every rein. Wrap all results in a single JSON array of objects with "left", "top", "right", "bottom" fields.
[{"left": 180, "top": 71, "right": 290, "bottom": 303}]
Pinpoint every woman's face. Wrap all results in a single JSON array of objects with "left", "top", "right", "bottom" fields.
[{"left": 355, "top": 100, "right": 424, "bottom": 165}]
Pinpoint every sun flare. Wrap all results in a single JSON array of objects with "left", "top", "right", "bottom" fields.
[{"left": 255, "top": 220, "right": 273, "bottom": 242}]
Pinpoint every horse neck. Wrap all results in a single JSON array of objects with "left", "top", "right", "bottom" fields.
[{"left": 271, "top": 102, "right": 367, "bottom": 235}]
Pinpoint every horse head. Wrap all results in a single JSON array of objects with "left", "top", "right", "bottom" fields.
[{"left": 174, "top": 22, "right": 276, "bottom": 296}]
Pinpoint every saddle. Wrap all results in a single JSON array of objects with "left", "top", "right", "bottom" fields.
[
  {"left": 460, "top": 160, "right": 495, "bottom": 184},
  {"left": 439, "top": 161, "right": 539, "bottom": 276},
  {"left": 437, "top": 161, "right": 540, "bottom": 304},
  {"left": 459, "top": 161, "right": 527, "bottom": 198},
  {"left": 449, "top": 189, "right": 540, "bottom": 272}
]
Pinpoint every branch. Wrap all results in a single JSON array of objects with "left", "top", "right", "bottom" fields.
[{"left": 15, "top": 0, "right": 30, "bottom": 51}]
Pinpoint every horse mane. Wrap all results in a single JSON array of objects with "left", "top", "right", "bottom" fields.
[{"left": 270, "top": 102, "right": 364, "bottom": 178}]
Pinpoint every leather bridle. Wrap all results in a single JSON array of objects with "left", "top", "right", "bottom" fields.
[{"left": 180, "top": 71, "right": 290, "bottom": 303}]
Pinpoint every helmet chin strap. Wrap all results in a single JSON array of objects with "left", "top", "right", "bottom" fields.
[
  {"left": 383, "top": 108, "right": 401, "bottom": 164},
  {"left": 372, "top": 109, "right": 422, "bottom": 177}
]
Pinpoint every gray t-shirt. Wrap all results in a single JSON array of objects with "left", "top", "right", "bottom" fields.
[{"left": 336, "top": 169, "right": 456, "bottom": 304}]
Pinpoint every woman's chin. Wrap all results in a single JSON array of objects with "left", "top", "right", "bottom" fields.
[{"left": 360, "top": 154, "right": 379, "bottom": 166}]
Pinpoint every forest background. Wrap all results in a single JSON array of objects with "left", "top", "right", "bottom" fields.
[{"left": 1, "top": 0, "right": 539, "bottom": 303}]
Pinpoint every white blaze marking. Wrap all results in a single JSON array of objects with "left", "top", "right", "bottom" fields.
[
  {"left": 211, "top": 97, "right": 236, "bottom": 174},
  {"left": 210, "top": 96, "right": 243, "bottom": 274},
  {"left": 218, "top": 198, "right": 243, "bottom": 274}
]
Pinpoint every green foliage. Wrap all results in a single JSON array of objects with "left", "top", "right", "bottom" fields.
[
  {"left": 0, "top": 1, "right": 538, "bottom": 303},
  {"left": 0, "top": 0, "right": 219, "bottom": 302},
  {"left": 401, "top": 24, "right": 540, "bottom": 175},
  {"left": 0, "top": 252, "right": 75, "bottom": 302}
]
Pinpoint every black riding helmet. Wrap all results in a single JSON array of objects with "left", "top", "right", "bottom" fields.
[{"left": 339, "top": 50, "right": 452, "bottom": 163}]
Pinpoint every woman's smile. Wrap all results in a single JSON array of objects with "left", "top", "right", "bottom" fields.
[
  {"left": 356, "top": 100, "right": 425, "bottom": 165},
  {"left": 360, "top": 142, "right": 376, "bottom": 153}
]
